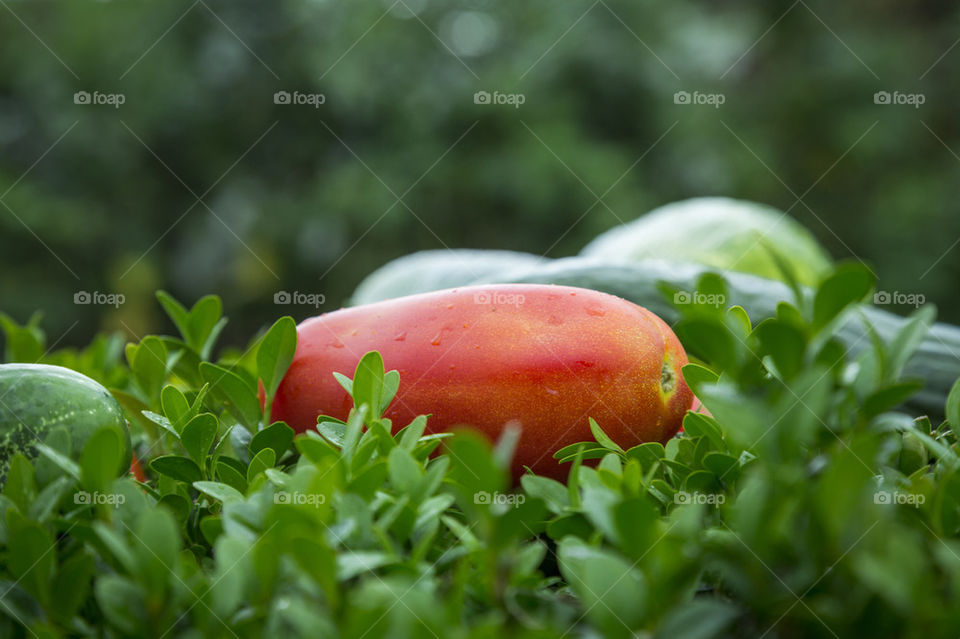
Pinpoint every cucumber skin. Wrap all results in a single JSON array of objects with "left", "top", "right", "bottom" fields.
[{"left": 0, "top": 364, "right": 132, "bottom": 484}]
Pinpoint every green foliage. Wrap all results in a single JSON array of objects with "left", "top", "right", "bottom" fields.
[{"left": 0, "top": 274, "right": 959, "bottom": 638}]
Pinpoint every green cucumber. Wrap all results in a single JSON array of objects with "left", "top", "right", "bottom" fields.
[
  {"left": 0, "top": 364, "right": 132, "bottom": 483},
  {"left": 350, "top": 249, "right": 548, "bottom": 305}
]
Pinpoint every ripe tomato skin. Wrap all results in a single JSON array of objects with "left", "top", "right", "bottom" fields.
[{"left": 270, "top": 284, "right": 693, "bottom": 479}]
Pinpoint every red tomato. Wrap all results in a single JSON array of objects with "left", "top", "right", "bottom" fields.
[{"left": 271, "top": 285, "right": 693, "bottom": 479}]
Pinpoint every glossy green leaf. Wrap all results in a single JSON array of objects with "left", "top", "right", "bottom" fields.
[
  {"left": 200, "top": 362, "right": 262, "bottom": 430},
  {"left": 150, "top": 455, "right": 203, "bottom": 484},
  {"left": 257, "top": 316, "right": 297, "bottom": 403}
]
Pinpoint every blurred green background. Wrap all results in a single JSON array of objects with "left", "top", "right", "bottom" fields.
[{"left": 1, "top": 0, "right": 957, "bottom": 346}]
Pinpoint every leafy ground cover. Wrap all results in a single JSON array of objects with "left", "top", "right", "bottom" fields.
[{"left": 1, "top": 261, "right": 959, "bottom": 638}]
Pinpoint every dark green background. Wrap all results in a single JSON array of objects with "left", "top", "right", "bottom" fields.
[{"left": 1, "top": 1, "right": 957, "bottom": 345}]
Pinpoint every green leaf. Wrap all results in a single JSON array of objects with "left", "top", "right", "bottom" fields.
[
  {"left": 588, "top": 417, "right": 626, "bottom": 454},
  {"left": 53, "top": 551, "right": 95, "bottom": 622},
  {"left": 702, "top": 452, "right": 741, "bottom": 483},
  {"left": 626, "top": 442, "right": 665, "bottom": 470},
  {"left": 247, "top": 448, "right": 276, "bottom": 483},
  {"left": 296, "top": 434, "right": 339, "bottom": 465},
  {"left": 521, "top": 475, "right": 570, "bottom": 513},
  {"left": 133, "top": 507, "right": 179, "bottom": 594},
  {"left": 381, "top": 369, "right": 400, "bottom": 414},
  {"left": 8, "top": 522, "right": 54, "bottom": 606},
  {"left": 161, "top": 385, "right": 191, "bottom": 432},
  {"left": 654, "top": 599, "right": 739, "bottom": 639},
  {"left": 682, "top": 363, "right": 719, "bottom": 391},
  {"left": 388, "top": 447, "right": 423, "bottom": 496},
  {"left": 200, "top": 516, "right": 224, "bottom": 545},
  {"left": 675, "top": 318, "right": 739, "bottom": 372},
  {"left": 156, "top": 290, "right": 192, "bottom": 343},
  {"left": 333, "top": 372, "right": 353, "bottom": 396},
  {"left": 0, "top": 311, "right": 45, "bottom": 363},
  {"left": 215, "top": 461, "right": 248, "bottom": 494},
  {"left": 96, "top": 575, "right": 146, "bottom": 635},
  {"left": 760, "top": 239, "right": 806, "bottom": 309},
  {"left": 947, "top": 378, "right": 960, "bottom": 438},
  {"left": 352, "top": 351, "right": 386, "bottom": 416},
  {"left": 81, "top": 428, "right": 123, "bottom": 492},
  {"left": 864, "top": 381, "right": 926, "bottom": 417},
  {"left": 751, "top": 318, "right": 806, "bottom": 381},
  {"left": 35, "top": 443, "right": 81, "bottom": 482},
  {"left": 150, "top": 455, "right": 203, "bottom": 483},
  {"left": 141, "top": 410, "right": 180, "bottom": 439},
  {"left": 886, "top": 305, "right": 936, "bottom": 380},
  {"left": 249, "top": 421, "right": 295, "bottom": 460},
  {"left": 397, "top": 415, "right": 429, "bottom": 450},
  {"left": 180, "top": 412, "right": 219, "bottom": 466},
  {"left": 200, "top": 362, "right": 262, "bottom": 430},
  {"left": 28, "top": 476, "right": 74, "bottom": 523},
  {"left": 558, "top": 537, "right": 647, "bottom": 635},
  {"left": 681, "top": 412, "right": 724, "bottom": 451},
  {"left": 188, "top": 295, "right": 225, "bottom": 358},
  {"left": 445, "top": 430, "right": 507, "bottom": 504},
  {"left": 3, "top": 454, "right": 36, "bottom": 512},
  {"left": 257, "top": 316, "right": 297, "bottom": 405},
  {"left": 130, "top": 336, "right": 168, "bottom": 402},
  {"left": 812, "top": 262, "right": 875, "bottom": 329},
  {"left": 194, "top": 481, "right": 244, "bottom": 503}
]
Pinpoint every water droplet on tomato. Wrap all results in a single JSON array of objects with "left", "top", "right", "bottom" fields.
[
  {"left": 431, "top": 332, "right": 442, "bottom": 346},
  {"left": 328, "top": 339, "right": 344, "bottom": 349},
  {"left": 585, "top": 305, "right": 605, "bottom": 317},
  {"left": 393, "top": 331, "right": 407, "bottom": 342}
]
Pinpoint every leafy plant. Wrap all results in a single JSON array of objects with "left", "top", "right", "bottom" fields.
[{"left": 0, "top": 266, "right": 959, "bottom": 638}]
